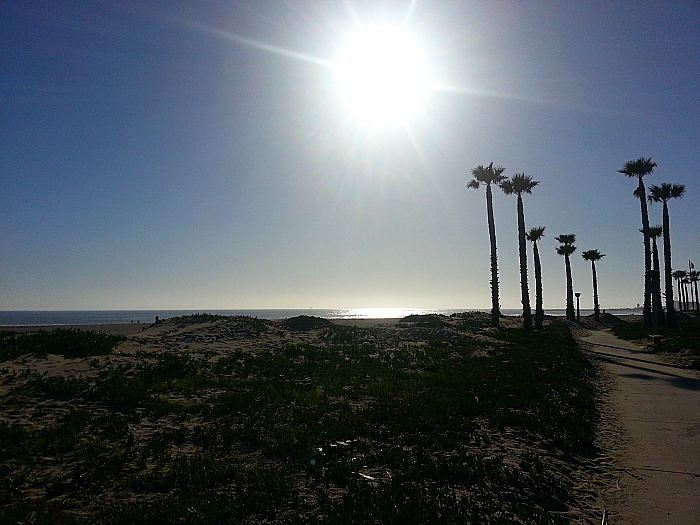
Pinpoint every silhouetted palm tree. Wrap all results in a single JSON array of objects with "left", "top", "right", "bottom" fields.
[
  {"left": 582, "top": 249, "right": 605, "bottom": 322},
  {"left": 648, "top": 183, "right": 685, "bottom": 328},
  {"left": 647, "top": 226, "right": 664, "bottom": 327},
  {"left": 672, "top": 269, "right": 687, "bottom": 311},
  {"left": 619, "top": 157, "right": 657, "bottom": 330},
  {"left": 468, "top": 163, "right": 507, "bottom": 328},
  {"left": 500, "top": 174, "right": 539, "bottom": 331},
  {"left": 526, "top": 226, "right": 546, "bottom": 330},
  {"left": 555, "top": 234, "right": 576, "bottom": 321},
  {"left": 681, "top": 273, "right": 692, "bottom": 311},
  {"left": 690, "top": 270, "right": 700, "bottom": 311}
]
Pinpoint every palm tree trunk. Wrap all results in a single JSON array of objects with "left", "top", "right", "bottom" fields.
[
  {"left": 638, "top": 179, "right": 654, "bottom": 330},
  {"left": 680, "top": 278, "right": 687, "bottom": 311},
  {"left": 533, "top": 241, "right": 543, "bottom": 330},
  {"left": 591, "top": 261, "right": 601, "bottom": 322},
  {"left": 516, "top": 196, "right": 532, "bottom": 331},
  {"left": 485, "top": 183, "right": 500, "bottom": 328},
  {"left": 565, "top": 254, "right": 575, "bottom": 321},
  {"left": 677, "top": 277, "right": 684, "bottom": 311},
  {"left": 651, "top": 238, "right": 664, "bottom": 328},
  {"left": 662, "top": 202, "right": 677, "bottom": 328}
]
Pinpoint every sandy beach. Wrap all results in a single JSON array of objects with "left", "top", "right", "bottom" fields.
[{"left": 1, "top": 314, "right": 697, "bottom": 523}]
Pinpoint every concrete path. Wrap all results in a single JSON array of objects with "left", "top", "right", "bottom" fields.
[{"left": 577, "top": 329, "right": 700, "bottom": 525}]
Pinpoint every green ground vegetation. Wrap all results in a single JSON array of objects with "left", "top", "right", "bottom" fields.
[
  {"left": 0, "top": 314, "right": 598, "bottom": 524},
  {"left": 0, "top": 329, "right": 126, "bottom": 360}
]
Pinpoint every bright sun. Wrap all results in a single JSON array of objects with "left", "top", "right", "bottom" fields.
[{"left": 336, "top": 27, "right": 430, "bottom": 127}]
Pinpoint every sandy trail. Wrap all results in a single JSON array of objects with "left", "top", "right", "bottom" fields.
[{"left": 577, "top": 329, "right": 700, "bottom": 525}]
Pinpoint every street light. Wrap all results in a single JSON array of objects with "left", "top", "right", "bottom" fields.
[{"left": 575, "top": 292, "right": 581, "bottom": 323}]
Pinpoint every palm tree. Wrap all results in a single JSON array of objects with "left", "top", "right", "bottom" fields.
[
  {"left": 526, "top": 226, "right": 546, "bottom": 330},
  {"left": 555, "top": 234, "right": 576, "bottom": 321},
  {"left": 681, "top": 273, "right": 692, "bottom": 311},
  {"left": 690, "top": 270, "right": 700, "bottom": 311},
  {"left": 672, "top": 269, "right": 687, "bottom": 311},
  {"left": 500, "top": 174, "right": 539, "bottom": 331},
  {"left": 582, "top": 249, "right": 605, "bottom": 322},
  {"left": 647, "top": 226, "right": 664, "bottom": 327},
  {"left": 648, "top": 183, "right": 685, "bottom": 328},
  {"left": 619, "top": 157, "right": 657, "bottom": 330},
  {"left": 468, "top": 163, "right": 507, "bottom": 328}
]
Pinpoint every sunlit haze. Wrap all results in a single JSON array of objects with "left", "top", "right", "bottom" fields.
[{"left": 1, "top": 1, "right": 698, "bottom": 312}]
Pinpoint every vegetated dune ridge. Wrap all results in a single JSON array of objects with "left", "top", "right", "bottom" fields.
[{"left": 2, "top": 313, "right": 622, "bottom": 524}]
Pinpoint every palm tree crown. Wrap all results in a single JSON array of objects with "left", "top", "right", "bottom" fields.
[
  {"left": 648, "top": 183, "right": 686, "bottom": 203},
  {"left": 556, "top": 244, "right": 576, "bottom": 257},
  {"left": 618, "top": 157, "right": 657, "bottom": 179},
  {"left": 582, "top": 249, "right": 605, "bottom": 263},
  {"left": 500, "top": 173, "right": 539, "bottom": 196},
  {"left": 526, "top": 226, "right": 545, "bottom": 243},
  {"left": 647, "top": 225, "right": 663, "bottom": 239},
  {"left": 468, "top": 162, "right": 507, "bottom": 189},
  {"left": 555, "top": 234, "right": 576, "bottom": 247}
]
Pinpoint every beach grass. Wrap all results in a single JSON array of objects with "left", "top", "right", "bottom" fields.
[{"left": 0, "top": 314, "right": 597, "bottom": 524}]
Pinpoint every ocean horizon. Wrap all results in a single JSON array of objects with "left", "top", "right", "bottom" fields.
[{"left": 0, "top": 307, "right": 642, "bottom": 326}]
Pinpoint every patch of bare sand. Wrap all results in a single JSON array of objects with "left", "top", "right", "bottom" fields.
[{"left": 575, "top": 328, "right": 700, "bottom": 525}]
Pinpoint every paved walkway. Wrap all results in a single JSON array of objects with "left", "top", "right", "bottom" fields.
[{"left": 577, "top": 329, "right": 700, "bottom": 525}]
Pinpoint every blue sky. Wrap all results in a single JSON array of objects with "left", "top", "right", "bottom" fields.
[{"left": 2, "top": 1, "right": 698, "bottom": 311}]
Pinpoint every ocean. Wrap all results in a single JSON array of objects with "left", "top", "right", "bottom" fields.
[{"left": 0, "top": 308, "right": 641, "bottom": 326}]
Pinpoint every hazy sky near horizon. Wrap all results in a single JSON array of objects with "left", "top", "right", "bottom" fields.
[{"left": 2, "top": 1, "right": 699, "bottom": 311}]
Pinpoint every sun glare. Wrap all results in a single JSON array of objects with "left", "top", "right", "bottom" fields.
[{"left": 336, "top": 27, "right": 430, "bottom": 127}]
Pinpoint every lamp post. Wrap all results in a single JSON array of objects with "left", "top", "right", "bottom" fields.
[{"left": 575, "top": 292, "right": 581, "bottom": 323}]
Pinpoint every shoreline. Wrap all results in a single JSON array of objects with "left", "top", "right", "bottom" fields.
[
  {"left": 1, "top": 313, "right": 645, "bottom": 335},
  {"left": 0, "top": 308, "right": 645, "bottom": 328}
]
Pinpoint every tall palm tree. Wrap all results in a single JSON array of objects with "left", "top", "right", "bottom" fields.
[
  {"left": 690, "top": 270, "right": 700, "bottom": 311},
  {"left": 619, "top": 157, "right": 657, "bottom": 330},
  {"left": 647, "top": 226, "right": 664, "bottom": 327},
  {"left": 500, "top": 174, "right": 539, "bottom": 331},
  {"left": 555, "top": 234, "right": 577, "bottom": 321},
  {"left": 468, "top": 163, "right": 507, "bottom": 328},
  {"left": 681, "top": 273, "right": 692, "bottom": 311},
  {"left": 648, "top": 183, "right": 685, "bottom": 328},
  {"left": 672, "top": 269, "right": 687, "bottom": 311},
  {"left": 526, "top": 226, "right": 546, "bottom": 330},
  {"left": 582, "top": 249, "right": 605, "bottom": 322}
]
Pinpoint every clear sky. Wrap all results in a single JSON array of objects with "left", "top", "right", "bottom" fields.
[{"left": 1, "top": 1, "right": 698, "bottom": 311}]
